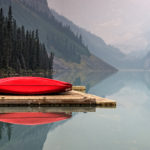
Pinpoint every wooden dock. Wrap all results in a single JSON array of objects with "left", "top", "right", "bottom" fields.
[
  {"left": 72, "top": 86, "right": 86, "bottom": 92},
  {"left": 0, "top": 90, "right": 116, "bottom": 107}
]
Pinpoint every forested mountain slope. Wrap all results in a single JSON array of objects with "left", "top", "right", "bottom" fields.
[
  {"left": 51, "top": 9, "right": 126, "bottom": 69},
  {"left": 0, "top": 0, "right": 117, "bottom": 71},
  {"left": 51, "top": 9, "right": 147, "bottom": 70}
]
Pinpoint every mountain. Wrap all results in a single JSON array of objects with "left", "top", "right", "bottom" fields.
[
  {"left": 50, "top": 9, "right": 126, "bottom": 69},
  {"left": 20, "top": 0, "right": 50, "bottom": 14},
  {"left": 51, "top": 9, "right": 149, "bottom": 70},
  {"left": 0, "top": 0, "right": 117, "bottom": 72}
]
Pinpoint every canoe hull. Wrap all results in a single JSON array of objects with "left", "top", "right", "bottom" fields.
[{"left": 0, "top": 77, "right": 72, "bottom": 95}]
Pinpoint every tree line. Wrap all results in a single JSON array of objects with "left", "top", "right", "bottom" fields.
[
  {"left": 22, "top": 1, "right": 90, "bottom": 63},
  {"left": 0, "top": 6, "right": 54, "bottom": 74}
]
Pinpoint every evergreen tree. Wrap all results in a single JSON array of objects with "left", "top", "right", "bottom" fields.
[{"left": 0, "top": 7, "right": 54, "bottom": 74}]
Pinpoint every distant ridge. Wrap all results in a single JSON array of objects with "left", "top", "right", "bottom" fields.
[{"left": 50, "top": 9, "right": 126, "bottom": 69}]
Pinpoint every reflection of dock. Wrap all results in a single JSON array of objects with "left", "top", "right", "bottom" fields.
[
  {"left": 0, "top": 106, "right": 96, "bottom": 113},
  {"left": 0, "top": 90, "right": 116, "bottom": 107},
  {"left": 0, "top": 106, "right": 116, "bottom": 113}
]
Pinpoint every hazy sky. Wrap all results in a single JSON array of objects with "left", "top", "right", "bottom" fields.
[{"left": 48, "top": 0, "right": 150, "bottom": 53}]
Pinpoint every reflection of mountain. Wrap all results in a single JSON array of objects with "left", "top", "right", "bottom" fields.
[
  {"left": 54, "top": 70, "right": 116, "bottom": 92},
  {"left": 0, "top": 115, "right": 71, "bottom": 150},
  {"left": 0, "top": 123, "right": 12, "bottom": 141},
  {"left": 141, "top": 51, "right": 150, "bottom": 69},
  {"left": 142, "top": 72, "right": 150, "bottom": 90},
  {"left": 0, "top": 123, "right": 50, "bottom": 150},
  {"left": 89, "top": 71, "right": 150, "bottom": 97}
]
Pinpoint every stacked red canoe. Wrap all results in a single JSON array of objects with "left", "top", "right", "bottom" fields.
[{"left": 0, "top": 77, "right": 72, "bottom": 95}]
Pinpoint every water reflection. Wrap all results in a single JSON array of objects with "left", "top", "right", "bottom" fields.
[
  {"left": 43, "top": 71, "right": 150, "bottom": 150},
  {"left": 0, "top": 70, "right": 117, "bottom": 150},
  {"left": 0, "top": 118, "right": 69, "bottom": 150},
  {"left": 1, "top": 71, "right": 150, "bottom": 150},
  {"left": 0, "top": 112, "right": 72, "bottom": 126},
  {"left": 0, "top": 122, "right": 12, "bottom": 141},
  {"left": 0, "top": 107, "right": 96, "bottom": 113},
  {"left": 0, "top": 112, "right": 72, "bottom": 150},
  {"left": 54, "top": 70, "right": 116, "bottom": 92},
  {"left": 0, "top": 106, "right": 99, "bottom": 149},
  {"left": 89, "top": 71, "right": 150, "bottom": 98}
]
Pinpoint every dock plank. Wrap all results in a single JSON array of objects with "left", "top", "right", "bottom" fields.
[{"left": 0, "top": 90, "right": 116, "bottom": 107}]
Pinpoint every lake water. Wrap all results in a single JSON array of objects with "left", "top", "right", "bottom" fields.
[{"left": 0, "top": 71, "right": 150, "bottom": 150}]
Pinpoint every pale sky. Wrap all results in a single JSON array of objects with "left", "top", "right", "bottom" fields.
[{"left": 48, "top": 0, "right": 150, "bottom": 53}]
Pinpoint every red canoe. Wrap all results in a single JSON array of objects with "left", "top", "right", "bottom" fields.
[
  {"left": 0, "top": 77, "right": 72, "bottom": 95},
  {"left": 0, "top": 112, "right": 71, "bottom": 125}
]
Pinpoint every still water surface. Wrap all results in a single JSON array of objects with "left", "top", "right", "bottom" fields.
[{"left": 0, "top": 71, "right": 150, "bottom": 150}]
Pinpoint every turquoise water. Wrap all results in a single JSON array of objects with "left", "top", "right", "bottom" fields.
[{"left": 0, "top": 71, "right": 150, "bottom": 150}]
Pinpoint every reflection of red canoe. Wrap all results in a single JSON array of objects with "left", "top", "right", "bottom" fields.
[
  {"left": 0, "top": 77, "right": 72, "bottom": 95},
  {"left": 0, "top": 112, "right": 71, "bottom": 125}
]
